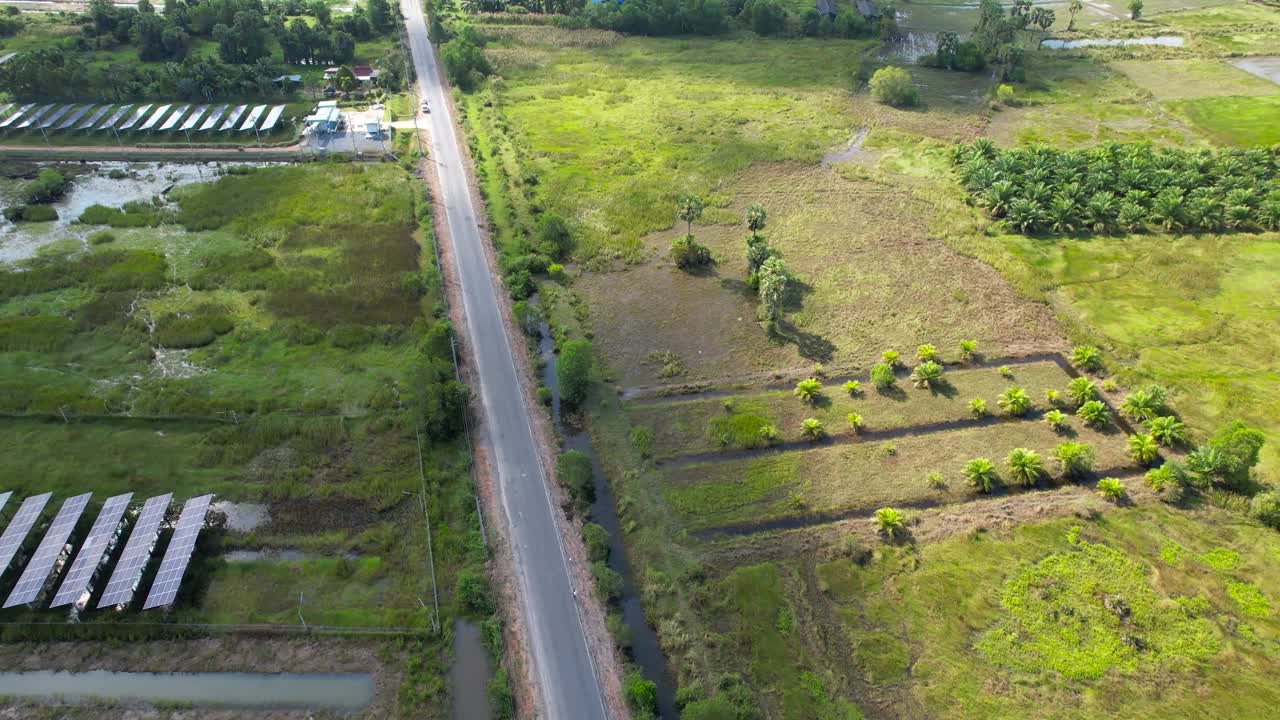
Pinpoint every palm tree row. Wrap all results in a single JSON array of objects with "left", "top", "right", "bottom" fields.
[{"left": 951, "top": 140, "right": 1280, "bottom": 235}]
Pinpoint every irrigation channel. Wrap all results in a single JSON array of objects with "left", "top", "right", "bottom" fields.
[
  {"left": 535, "top": 303, "right": 680, "bottom": 719},
  {"left": 0, "top": 670, "right": 374, "bottom": 711}
]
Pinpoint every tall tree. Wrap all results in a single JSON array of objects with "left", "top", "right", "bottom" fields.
[{"left": 757, "top": 256, "right": 788, "bottom": 321}]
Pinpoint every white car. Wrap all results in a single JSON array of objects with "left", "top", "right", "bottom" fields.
[{"left": 420, "top": 100, "right": 430, "bottom": 113}]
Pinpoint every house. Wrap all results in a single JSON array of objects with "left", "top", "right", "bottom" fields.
[
  {"left": 855, "top": 0, "right": 879, "bottom": 19},
  {"left": 304, "top": 103, "right": 341, "bottom": 134},
  {"left": 323, "top": 67, "right": 340, "bottom": 80},
  {"left": 352, "top": 66, "right": 380, "bottom": 84}
]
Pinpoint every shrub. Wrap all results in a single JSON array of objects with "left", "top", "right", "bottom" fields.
[
  {"left": 1128, "top": 433, "right": 1159, "bottom": 466},
  {"left": 959, "top": 339, "right": 977, "bottom": 361},
  {"left": 1097, "top": 477, "right": 1126, "bottom": 502},
  {"left": 88, "top": 230, "right": 116, "bottom": 245},
  {"left": 557, "top": 450, "right": 595, "bottom": 512},
  {"left": 1045, "top": 389, "right": 1062, "bottom": 406},
  {"left": 24, "top": 168, "right": 69, "bottom": 204},
  {"left": 328, "top": 323, "right": 375, "bottom": 349},
  {"left": 670, "top": 234, "right": 712, "bottom": 270},
  {"left": 846, "top": 413, "right": 863, "bottom": 431},
  {"left": 800, "top": 418, "right": 825, "bottom": 441},
  {"left": 910, "top": 360, "right": 944, "bottom": 389},
  {"left": 1054, "top": 441, "right": 1095, "bottom": 478},
  {"left": 630, "top": 425, "right": 654, "bottom": 458},
  {"left": 582, "top": 522, "right": 610, "bottom": 562},
  {"left": 758, "top": 424, "right": 779, "bottom": 443},
  {"left": 869, "top": 66, "right": 919, "bottom": 107},
  {"left": 0, "top": 315, "right": 76, "bottom": 352},
  {"left": 1121, "top": 390, "right": 1163, "bottom": 421},
  {"left": 1146, "top": 462, "right": 1188, "bottom": 504},
  {"left": 1148, "top": 415, "right": 1186, "bottom": 447},
  {"left": 592, "top": 561, "right": 623, "bottom": 601},
  {"left": 557, "top": 339, "right": 593, "bottom": 406},
  {"left": 794, "top": 378, "right": 822, "bottom": 404},
  {"left": 999, "top": 365, "right": 1013, "bottom": 378},
  {"left": 1208, "top": 420, "right": 1266, "bottom": 489},
  {"left": 1077, "top": 400, "right": 1112, "bottom": 428},
  {"left": 964, "top": 457, "right": 999, "bottom": 493},
  {"left": 995, "top": 83, "right": 1016, "bottom": 106},
  {"left": 1067, "top": 377, "right": 1098, "bottom": 406},
  {"left": 153, "top": 307, "right": 234, "bottom": 349},
  {"left": 1249, "top": 491, "right": 1280, "bottom": 530},
  {"left": 1071, "top": 345, "right": 1104, "bottom": 372},
  {"left": 1006, "top": 447, "right": 1044, "bottom": 487},
  {"left": 843, "top": 380, "right": 862, "bottom": 396},
  {"left": 624, "top": 671, "right": 658, "bottom": 717},
  {"left": 537, "top": 213, "right": 573, "bottom": 259},
  {"left": 456, "top": 570, "right": 494, "bottom": 615},
  {"left": 997, "top": 386, "right": 1031, "bottom": 417},
  {"left": 1045, "top": 409, "right": 1069, "bottom": 432},
  {"left": 870, "top": 363, "right": 896, "bottom": 388},
  {"left": 6, "top": 204, "right": 58, "bottom": 222},
  {"left": 926, "top": 472, "right": 947, "bottom": 490},
  {"left": 874, "top": 507, "right": 906, "bottom": 539},
  {"left": 916, "top": 344, "right": 938, "bottom": 363},
  {"left": 882, "top": 350, "right": 901, "bottom": 366},
  {"left": 969, "top": 398, "right": 987, "bottom": 417}
]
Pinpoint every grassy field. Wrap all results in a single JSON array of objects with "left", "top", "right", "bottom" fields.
[{"left": 0, "top": 161, "right": 486, "bottom": 717}]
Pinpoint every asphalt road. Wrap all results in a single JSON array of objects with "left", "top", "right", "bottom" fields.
[{"left": 398, "top": 1, "right": 609, "bottom": 718}]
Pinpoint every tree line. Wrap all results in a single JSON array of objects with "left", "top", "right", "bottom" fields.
[{"left": 952, "top": 140, "right": 1280, "bottom": 235}]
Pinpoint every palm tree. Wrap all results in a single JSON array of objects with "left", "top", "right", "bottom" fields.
[
  {"left": 998, "top": 386, "right": 1032, "bottom": 417},
  {"left": 1067, "top": 378, "right": 1097, "bottom": 406},
  {"left": 1067, "top": 0, "right": 1083, "bottom": 30},
  {"left": 1077, "top": 400, "right": 1112, "bottom": 428},
  {"left": 911, "top": 361, "right": 945, "bottom": 389},
  {"left": 1054, "top": 441, "right": 1095, "bottom": 478},
  {"left": 1070, "top": 345, "right": 1103, "bottom": 372},
  {"left": 882, "top": 350, "right": 901, "bottom": 366},
  {"left": 676, "top": 194, "right": 704, "bottom": 237},
  {"left": 746, "top": 203, "right": 767, "bottom": 232},
  {"left": 1097, "top": 477, "right": 1126, "bottom": 502},
  {"left": 870, "top": 364, "right": 896, "bottom": 388},
  {"left": 1085, "top": 191, "right": 1116, "bottom": 233},
  {"left": 982, "top": 180, "right": 1017, "bottom": 217},
  {"left": 917, "top": 344, "right": 939, "bottom": 363},
  {"left": 1006, "top": 448, "right": 1044, "bottom": 487},
  {"left": 874, "top": 507, "right": 906, "bottom": 539},
  {"left": 1186, "top": 446, "right": 1224, "bottom": 486},
  {"left": 1048, "top": 195, "right": 1077, "bottom": 234},
  {"left": 959, "top": 339, "right": 977, "bottom": 362},
  {"left": 800, "top": 418, "right": 825, "bottom": 441},
  {"left": 794, "top": 378, "right": 822, "bottom": 404},
  {"left": 1007, "top": 197, "right": 1045, "bottom": 232},
  {"left": 970, "top": 398, "right": 987, "bottom": 417},
  {"left": 1120, "top": 390, "right": 1160, "bottom": 421},
  {"left": 1045, "top": 409, "right": 1069, "bottom": 432},
  {"left": 1128, "top": 433, "right": 1159, "bottom": 466},
  {"left": 847, "top": 413, "right": 864, "bottom": 431},
  {"left": 1147, "top": 415, "right": 1186, "bottom": 447},
  {"left": 843, "top": 380, "right": 862, "bottom": 396},
  {"left": 964, "top": 458, "right": 999, "bottom": 493}
]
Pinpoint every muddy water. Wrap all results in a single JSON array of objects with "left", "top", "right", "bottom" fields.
[
  {"left": 1041, "top": 35, "right": 1184, "bottom": 49},
  {"left": 211, "top": 501, "right": 270, "bottom": 532},
  {"left": 451, "top": 619, "right": 496, "bottom": 720},
  {"left": 536, "top": 312, "right": 680, "bottom": 719},
  {"left": 0, "top": 670, "right": 374, "bottom": 711}
]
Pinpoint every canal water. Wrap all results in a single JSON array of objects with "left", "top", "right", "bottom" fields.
[
  {"left": 536, "top": 313, "right": 680, "bottom": 719},
  {"left": 0, "top": 670, "right": 374, "bottom": 711},
  {"left": 452, "top": 618, "right": 497, "bottom": 720}
]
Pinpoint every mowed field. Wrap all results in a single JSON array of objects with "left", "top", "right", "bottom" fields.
[
  {"left": 465, "top": 4, "right": 1280, "bottom": 719},
  {"left": 0, "top": 162, "right": 482, "bottom": 717}
]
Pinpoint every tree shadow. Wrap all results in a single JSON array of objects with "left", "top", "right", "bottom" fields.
[
  {"left": 768, "top": 319, "right": 835, "bottom": 363},
  {"left": 927, "top": 378, "right": 958, "bottom": 399},
  {"left": 875, "top": 383, "right": 908, "bottom": 402},
  {"left": 781, "top": 275, "right": 815, "bottom": 311},
  {"left": 719, "top": 276, "right": 755, "bottom": 299}
]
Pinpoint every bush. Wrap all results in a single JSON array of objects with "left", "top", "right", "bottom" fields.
[
  {"left": 926, "top": 472, "right": 947, "bottom": 490},
  {"left": 916, "top": 344, "right": 938, "bottom": 362},
  {"left": 800, "top": 418, "right": 825, "bottom": 441},
  {"left": 870, "top": 363, "right": 896, "bottom": 388},
  {"left": 969, "top": 398, "right": 987, "bottom": 417},
  {"left": 630, "top": 425, "right": 654, "bottom": 457},
  {"left": 670, "top": 234, "right": 713, "bottom": 270},
  {"left": 996, "top": 83, "right": 1017, "bottom": 106},
  {"left": 846, "top": 413, "right": 863, "bottom": 431},
  {"left": 959, "top": 339, "right": 977, "bottom": 361},
  {"left": 441, "top": 28, "right": 491, "bottom": 91},
  {"left": 964, "top": 457, "right": 999, "bottom": 493},
  {"left": 794, "top": 377, "right": 822, "bottom": 403},
  {"left": 1071, "top": 344, "right": 1104, "bottom": 372},
  {"left": 5, "top": 204, "right": 58, "bottom": 222},
  {"left": 1054, "top": 441, "right": 1095, "bottom": 478},
  {"left": 1128, "top": 433, "right": 1159, "bottom": 466},
  {"left": 557, "top": 339, "right": 593, "bottom": 406},
  {"left": 1077, "top": 400, "right": 1112, "bottom": 428},
  {"left": 1097, "top": 477, "right": 1126, "bottom": 502},
  {"left": 624, "top": 671, "right": 658, "bottom": 717},
  {"left": 456, "top": 570, "right": 495, "bottom": 615},
  {"left": 537, "top": 213, "right": 573, "bottom": 259},
  {"left": 874, "top": 507, "right": 906, "bottom": 539},
  {"left": 1250, "top": 491, "right": 1280, "bottom": 530},
  {"left": 869, "top": 66, "right": 919, "bottom": 108},
  {"left": 843, "top": 380, "right": 861, "bottom": 396},
  {"left": 153, "top": 309, "right": 235, "bottom": 349},
  {"left": 592, "top": 560, "right": 623, "bottom": 601},
  {"left": 1067, "top": 377, "right": 1097, "bottom": 406},
  {"left": 23, "top": 168, "right": 69, "bottom": 204},
  {"left": 0, "top": 315, "right": 76, "bottom": 352},
  {"left": 557, "top": 449, "right": 595, "bottom": 512},
  {"left": 1148, "top": 415, "right": 1186, "bottom": 447},
  {"left": 88, "top": 230, "right": 116, "bottom": 245},
  {"left": 1045, "top": 409, "right": 1069, "bottom": 432},
  {"left": 582, "top": 522, "right": 610, "bottom": 562},
  {"left": 911, "top": 360, "right": 945, "bottom": 388},
  {"left": 882, "top": 350, "right": 901, "bottom": 366},
  {"left": 997, "top": 386, "right": 1031, "bottom": 416}
]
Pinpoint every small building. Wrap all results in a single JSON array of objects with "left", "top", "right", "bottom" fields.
[
  {"left": 272, "top": 74, "right": 302, "bottom": 87},
  {"left": 352, "top": 66, "right": 380, "bottom": 84},
  {"left": 323, "top": 67, "right": 340, "bottom": 80},
  {"left": 304, "top": 104, "right": 341, "bottom": 134}
]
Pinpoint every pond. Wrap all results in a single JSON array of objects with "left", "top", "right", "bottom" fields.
[
  {"left": 1041, "top": 36, "right": 1185, "bottom": 49},
  {"left": 0, "top": 670, "right": 374, "bottom": 712}
]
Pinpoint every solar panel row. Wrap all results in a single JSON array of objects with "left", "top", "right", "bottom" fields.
[
  {"left": 4, "top": 493, "right": 92, "bottom": 608},
  {"left": 0, "top": 493, "right": 51, "bottom": 579},
  {"left": 97, "top": 493, "right": 172, "bottom": 608},
  {"left": 49, "top": 493, "right": 133, "bottom": 609},
  {"left": 0, "top": 490, "right": 10, "bottom": 515},
  {"left": 144, "top": 494, "right": 213, "bottom": 609}
]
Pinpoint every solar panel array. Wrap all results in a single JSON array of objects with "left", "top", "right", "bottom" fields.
[
  {"left": 199, "top": 104, "right": 228, "bottom": 131},
  {"left": 17, "top": 104, "right": 52, "bottom": 129},
  {"left": 48, "top": 493, "right": 132, "bottom": 609},
  {"left": 220, "top": 104, "right": 247, "bottom": 131},
  {"left": 0, "top": 493, "right": 51, "bottom": 578},
  {"left": 0, "top": 490, "right": 10, "bottom": 515},
  {"left": 4, "top": 493, "right": 92, "bottom": 608},
  {"left": 97, "top": 493, "right": 172, "bottom": 608},
  {"left": 79, "top": 104, "right": 112, "bottom": 130},
  {"left": 0, "top": 99, "right": 287, "bottom": 136},
  {"left": 144, "top": 494, "right": 213, "bottom": 609},
  {"left": 38, "top": 104, "right": 72, "bottom": 129},
  {"left": 180, "top": 104, "right": 208, "bottom": 132},
  {"left": 259, "top": 105, "right": 286, "bottom": 133},
  {"left": 98, "top": 104, "right": 132, "bottom": 131},
  {"left": 159, "top": 105, "right": 189, "bottom": 132},
  {"left": 0, "top": 103, "right": 32, "bottom": 129},
  {"left": 118, "top": 104, "right": 153, "bottom": 131}
]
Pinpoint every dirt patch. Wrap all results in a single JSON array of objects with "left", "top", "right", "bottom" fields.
[
  {"left": 261, "top": 498, "right": 390, "bottom": 535},
  {"left": 0, "top": 637, "right": 403, "bottom": 720}
]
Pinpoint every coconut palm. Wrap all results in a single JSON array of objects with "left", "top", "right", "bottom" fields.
[
  {"left": 1054, "top": 441, "right": 1095, "bottom": 478},
  {"left": 1045, "top": 409, "right": 1069, "bottom": 432},
  {"left": 1071, "top": 345, "right": 1104, "bottom": 372},
  {"left": 676, "top": 194, "right": 704, "bottom": 236},
  {"left": 870, "top": 363, "right": 896, "bottom": 388},
  {"left": 1096, "top": 477, "right": 1126, "bottom": 502},
  {"left": 847, "top": 413, "right": 864, "bottom": 431},
  {"left": 843, "top": 380, "right": 862, "bottom": 396},
  {"left": 1077, "top": 400, "right": 1112, "bottom": 428},
  {"left": 911, "top": 361, "right": 945, "bottom": 389},
  {"left": 1128, "top": 433, "right": 1159, "bottom": 466},
  {"left": 1006, "top": 447, "right": 1044, "bottom": 487},
  {"left": 874, "top": 507, "right": 906, "bottom": 539},
  {"left": 1007, "top": 197, "right": 1045, "bottom": 232},
  {"left": 746, "top": 203, "right": 767, "bottom": 232},
  {"left": 1066, "top": 377, "right": 1097, "bottom": 406},
  {"left": 794, "top": 378, "right": 822, "bottom": 404},
  {"left": 1186, "top": 445, "right": 1225, "bottom": 485},
  {"left": 917, "top": 344, "right": 939, "bottom": 363},
  {"left": 1120, "top": 390, "right": 1161, "bottom": 421},
  {"left": 963, "top": 457, "right": 999, "bottom": 493},
  {"left": 1147, "top": 415, "right": 1186, "bottom": 447},
  {"left": 969, "top": 398, "right": 987, "bottom": 418},
  {"left": 998, "top": 386, "right": 1032, "bottom": 417},
  {"left": 959, "top": 339, "right": 977, "bottom": 362},
  {"left": 800, "top": 418, "right": 825, "bottom": 441}
]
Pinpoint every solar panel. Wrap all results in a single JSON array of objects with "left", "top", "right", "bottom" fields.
[
  {"left": 180, "top": 105, "right": 208, "bottom": 132},
  {"left": 159, "top": 105, "right": 189, "bottom": 132},
  {"left": 199, "top": 104, "right": 228, "bottom": 131},
  {"left": 119, "top": 104, "right": 154, "bottom": 131},
  {"left": 56, "top": 105, "right": 92, "bottom": 130},
  {"left": 219, "top": 105, "right": 247, "bottom": 132},
  {"left": 143, "top": 494, "right": 212, "bottom": 610},
  {"left": 17, "top": 104, "right": 53, "bottom": 129},
  {"left": 39, "top": 104, "right": 74, "bottom": 129},
  {"left": 97, "top": 104, "right": 132, "bottom": 131},
  {"left": 0, "top": 493, "right": 51, "bottom": 579},
  {"left": 0, "top": 103, "right": 35, "bottom": 129},
  {"left": 4, "top": 493, "right": 92, "bottom": 608},
  {"left": 258, "top": 105, "right": 286, "bottom": 133},
  {"left": 0, "top": 491, "right": 10, "bottom": 514},
  {"left": 139, "top": 104, "right": 171, "bottom": 132},
  {"left": 238, "top": 105, "right": 266, "bottom": 132},
  {"left": 77, "top": 105, "right": 112, "bottom": 130},
  {"left": 48, "top": 493, "right": 132, "bottom": 609},
  {"left": 97, "top": 493, "right": 171, "bottom": 608}
]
